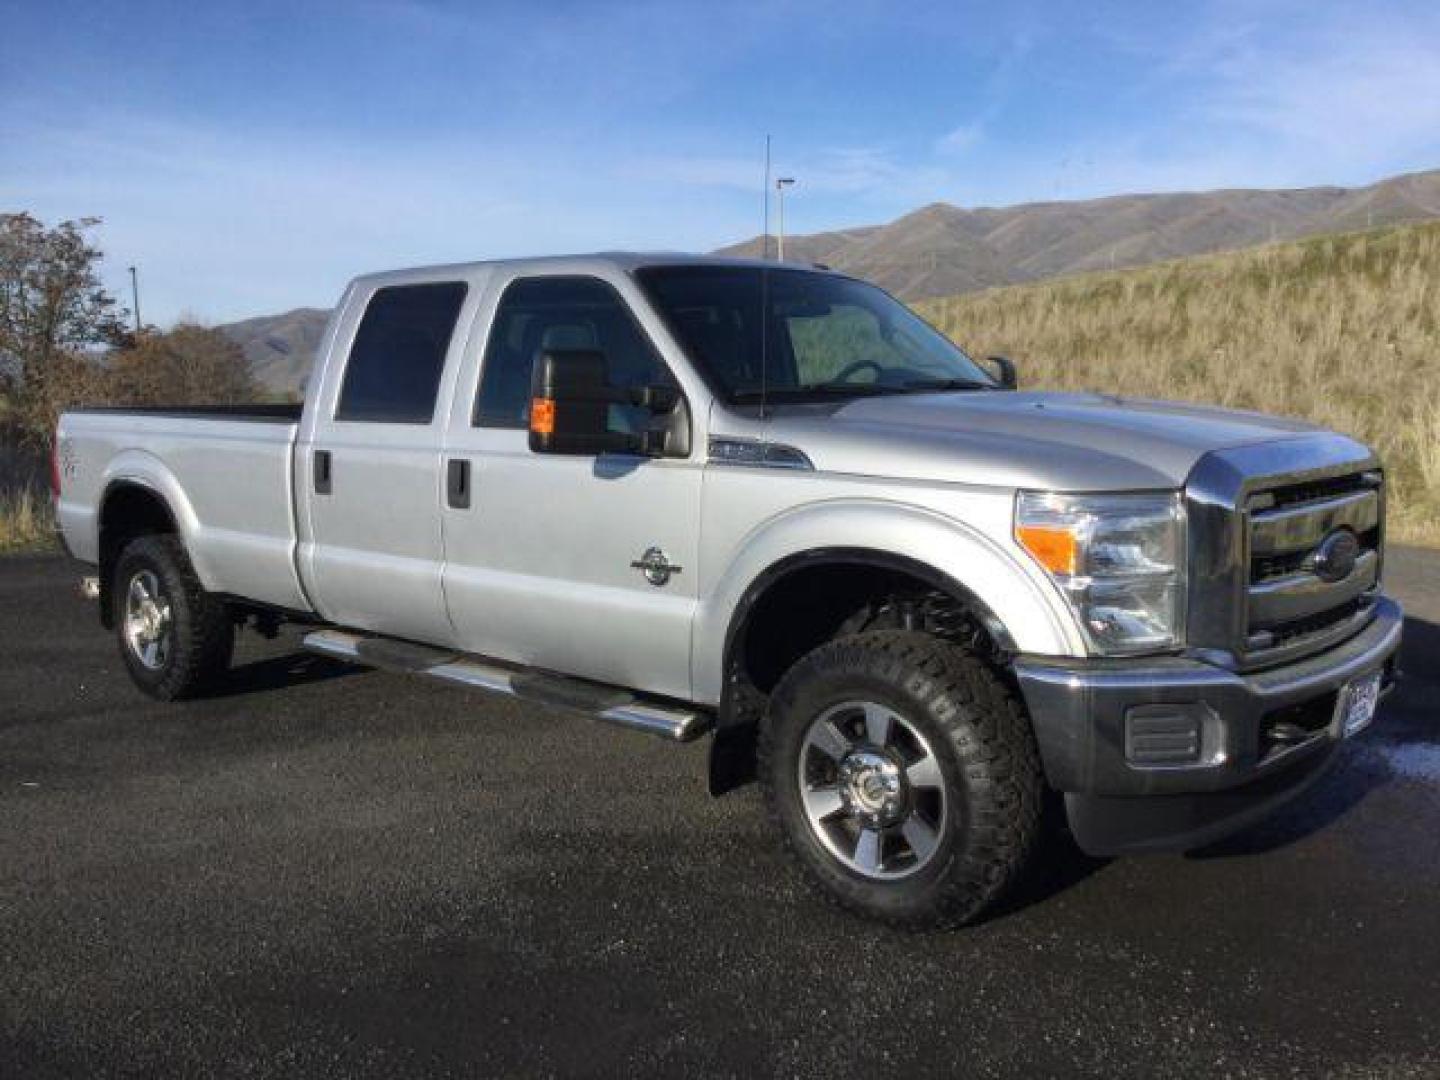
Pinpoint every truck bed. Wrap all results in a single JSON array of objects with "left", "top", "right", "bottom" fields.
[{"left": 56, "top": 407, "right": 311, "bottom": 613}]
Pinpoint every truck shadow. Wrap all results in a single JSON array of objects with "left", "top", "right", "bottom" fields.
[
  {"left": 1189, "top": 612, "right": 1438, "bottom": 859},
  {"left": 212, "top": 651, "right": 363, "bottom": 699}
]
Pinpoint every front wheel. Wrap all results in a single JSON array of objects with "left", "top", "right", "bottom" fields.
[
  {"left": 759, "top": 631, "right": 1044, "bottom": 928},
  {"left": 113, "top": 534, "right": 234, "bottom": 700}
]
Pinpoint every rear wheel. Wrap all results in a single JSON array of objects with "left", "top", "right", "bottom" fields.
[
  {"left": 113, "top": 534, "right": 234, "bottom": 700},
  {"left": 759, "top": 630, "right": 1044, "bottom": 928}
]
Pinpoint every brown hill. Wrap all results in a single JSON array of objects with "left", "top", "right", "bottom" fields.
[
  {"left": 718, "top": 168, "right": 1440, "bottom": 297},
  {"left": 218, "top": 307, "right": 328, "bottom": 398}
]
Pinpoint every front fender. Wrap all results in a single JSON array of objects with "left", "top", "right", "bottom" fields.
[{"left": 692, "top": 497, "right": 1082, "bottom": 705}]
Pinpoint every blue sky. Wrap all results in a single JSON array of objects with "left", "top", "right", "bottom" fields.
[{"left": 4, "top": 0, "right": 1439, "bottom": 324}]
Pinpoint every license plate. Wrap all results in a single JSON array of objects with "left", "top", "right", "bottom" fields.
[{"left": 1339, "top": 670, "right": 1383, "bottom": 737}]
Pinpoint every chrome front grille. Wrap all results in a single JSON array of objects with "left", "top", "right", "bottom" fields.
[
  {"left": 1243, "top": 472, "right": 1382, "bottom": 657},
  {"left": 1184, "top": 437, "right": 1384, "bottom": 670}
]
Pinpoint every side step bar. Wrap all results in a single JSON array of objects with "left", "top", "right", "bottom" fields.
[{"left": 302, "top": 629, "right": 713, "bottom": 743}]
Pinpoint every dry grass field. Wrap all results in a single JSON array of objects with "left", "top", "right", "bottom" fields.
[{"left": 918, "top": 221, "right": 1440, "bottom": 546}]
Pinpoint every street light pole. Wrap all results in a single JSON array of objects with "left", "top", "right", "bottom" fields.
[
  {"left": 127, "top": 266, "right": 141, "bottom": 334},
  {"left": 775, "top": 177, "right": 795, "bottom": 261}
]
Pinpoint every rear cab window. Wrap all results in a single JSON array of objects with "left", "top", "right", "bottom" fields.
[{"left": 336, "top": 282, "right": 468, "bottom": 423}]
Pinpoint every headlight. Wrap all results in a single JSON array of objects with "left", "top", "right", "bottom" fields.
[{"left": 1015, "top": 491, "right": 1186, "bottom": 655}]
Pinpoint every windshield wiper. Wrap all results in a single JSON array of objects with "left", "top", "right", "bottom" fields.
[{"left": 899, "top": 377, "right": 996, "bottom": 392}]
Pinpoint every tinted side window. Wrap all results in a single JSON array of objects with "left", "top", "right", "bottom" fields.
[
  {"left": 475, "top": 276, "right": 671, "bottom": 429},
  {"left": 336, "top": 282, "right": 468, "bottom": 423}
]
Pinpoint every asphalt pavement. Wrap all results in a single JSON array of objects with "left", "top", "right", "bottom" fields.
[{"left": 2, "top": 550, "right": 1438, "bottom": 1078}]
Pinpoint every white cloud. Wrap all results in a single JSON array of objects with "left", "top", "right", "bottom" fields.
[
  {"left": 936, "top": 122, "right": 985, "bottom": 155},
  {"left": 933, "top": 28, "right": 1032, "bottom": 159},
  {"left": 1199, "top": 18, "right": 1440, "bottom": 167}
]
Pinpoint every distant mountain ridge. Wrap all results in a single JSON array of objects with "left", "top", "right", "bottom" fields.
[
  {"left": 222, "top": 168, "right": 1440, "bottom": 396},
  {"left": 718, "top": 167, "right": 1440, "bottom": 299}
]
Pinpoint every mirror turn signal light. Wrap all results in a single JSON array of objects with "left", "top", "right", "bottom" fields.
[
  {"left": 1015, "top": 523, "right": 1079, "bottom": 576},
  {"left": 529, "top": 397, "right": 556, "bottom": 436}
]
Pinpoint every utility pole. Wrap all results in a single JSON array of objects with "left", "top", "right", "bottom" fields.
[
  {"left": 128, "top": 266, "right": 141, "bottom": 334},
  {"left": 776, "top": 177, "right": 795, "bottom": 261}
]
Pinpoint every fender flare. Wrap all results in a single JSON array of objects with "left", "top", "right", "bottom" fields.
[
  {"left": 720, "top": 546, "right": 1020, "bottom": 694},
  {"left": 693, "top": 497, "right": 1079, "bottom": 708},
  {"left": 96, "top": 450, "right": 215, "bottom": 589}
]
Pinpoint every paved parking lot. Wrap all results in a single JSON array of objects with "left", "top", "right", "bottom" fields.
[{"left": 2, "top": 551, "right": 1438, "bottom": 1078}]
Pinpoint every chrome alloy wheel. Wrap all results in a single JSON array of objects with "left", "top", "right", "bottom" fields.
[
  {"left": 796, "top": 700, "right": 949, "bottom": 880},
  {"left": 123, "top": 569, "right": 173, "bottom": 671}
]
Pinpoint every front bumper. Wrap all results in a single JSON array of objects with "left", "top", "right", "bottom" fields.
[{"left": 1014, "top": 596, "right": 1403, "bottom": 855}]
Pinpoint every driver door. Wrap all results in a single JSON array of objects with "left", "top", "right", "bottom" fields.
[{"left": 439, "top": 273, "right": 701, "bottom": 701}]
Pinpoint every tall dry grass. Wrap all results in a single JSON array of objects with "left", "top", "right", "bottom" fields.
[
  {"left": 0, "top": 487, "right": 55, "bottom": 553},
  {"left": 917, "top": 222, "right": 1440, "bottom": 546}
]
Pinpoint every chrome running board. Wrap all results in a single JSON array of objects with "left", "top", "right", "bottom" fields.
[{"left": 303, "top": 628, "right": 713, "bottom": 743}]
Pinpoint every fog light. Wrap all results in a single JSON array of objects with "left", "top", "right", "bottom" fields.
[{"left": 1125, "top": 704, "right": 1221, "bottom": 767}]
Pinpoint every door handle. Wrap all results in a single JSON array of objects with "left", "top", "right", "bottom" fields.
[
  {"left": 314, "top": 449, "right": 332, "bottom": 494},
  {"left": 447, "top": 458, "right": 471, "bottom": 509}
]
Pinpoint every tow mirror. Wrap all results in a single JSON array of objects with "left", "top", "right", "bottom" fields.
[
  {"left": 987, "top": 355, "right": 1018, "bottom": 390},
  {"left": 528, "top": 350, "right": 680, "bottom": 456},
  {"left": 529, "top": 350, "right": 629, "bottom": 455}
]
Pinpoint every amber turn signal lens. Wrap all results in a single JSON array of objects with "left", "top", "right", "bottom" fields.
[
  {"left": 1016, "top": 523, "right": 1079, "bottom": 576},
  {"left": 529, "top": 397, "right": 556, "bottom": 435}
]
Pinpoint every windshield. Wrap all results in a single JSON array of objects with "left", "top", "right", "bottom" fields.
[{"left": 635, "top": 265, "right": 995, "bottom": 404}]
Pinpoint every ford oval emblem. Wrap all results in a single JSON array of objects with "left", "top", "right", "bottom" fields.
[{"left": 1312, "top": 529, "right": 1361, "bottom": 584}]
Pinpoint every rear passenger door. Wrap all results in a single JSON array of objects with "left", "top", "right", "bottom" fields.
[{"left": 297, "top": 280, "right": 473, "bottom": 645}]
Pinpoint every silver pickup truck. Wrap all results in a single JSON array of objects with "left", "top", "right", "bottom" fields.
[{"left": 54, "top": 254, "right": 1402, "bottom": 927}]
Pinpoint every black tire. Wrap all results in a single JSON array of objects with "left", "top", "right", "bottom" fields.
[
  {"left": 759, "top": 630, "right": 1044, "bottom": 929},
  {"left": 112, "top": 534, "right": 234, "bottom": 701}
]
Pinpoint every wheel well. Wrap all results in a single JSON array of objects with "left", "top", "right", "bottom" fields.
[
  {"left": 97, "top": 483, "right": 179, "bottom": 627},
  {"left": 710, "top": 551, "right": 1015, "bottom": 795},
  {"left": 730, "top": 557, "right": 1009, "bottom": 697}
]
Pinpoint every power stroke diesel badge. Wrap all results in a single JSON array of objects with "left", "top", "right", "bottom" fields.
[{"left": 631, "top": 547, "right": 682, "bottom": 587}]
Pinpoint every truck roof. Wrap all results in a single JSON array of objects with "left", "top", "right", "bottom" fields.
[{"left": 348, "top": 252, "right": 839, "bottom": 289}]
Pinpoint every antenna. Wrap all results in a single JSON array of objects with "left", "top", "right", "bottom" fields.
[
  {"left": 758, "top": 135, "right": 773, "bottom": 419},
  {"left": 762, "top": 134, "right": 772, "bottom": 260},
  {"left": 759, "top": 260, "right": 770, "bottom": 420}
]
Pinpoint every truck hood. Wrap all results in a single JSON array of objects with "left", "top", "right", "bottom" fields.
[{"left": 762, "top": 390, "right": 1329, "bottom": 490}]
